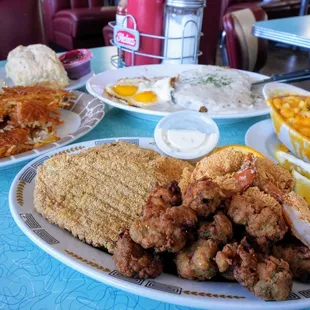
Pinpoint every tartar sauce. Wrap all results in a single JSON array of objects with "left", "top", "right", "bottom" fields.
[
  {"left": 154, "top": 111, "right": 220, "bottom": 161},
  {"left": 166, "top": 129, "right": 208, "bottom": 152}
]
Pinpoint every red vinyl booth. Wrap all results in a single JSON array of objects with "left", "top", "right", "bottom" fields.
[
  {"left": 223, "top": 7, "right": 268, "bottom": 71},
  {"left": 42, "top": 0, "right": 117, "bottom": 50},
  {"left": 221, "top": 0, "right": 303, "bottom": 29},
  {"left": 0, "top": 0, "right": 45, "bottom": 60}
]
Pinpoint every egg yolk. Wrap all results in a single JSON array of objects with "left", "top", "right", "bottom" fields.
[
  {"left": 133, "top": 91, "right": 158, "bottom": 103},
  {"left": 113, "top": 85, "right": 138, "bottom": 97}
]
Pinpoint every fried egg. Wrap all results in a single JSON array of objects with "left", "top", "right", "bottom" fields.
[
  {"left": 105, "top": 77, "right": 151, "bottom": 102},
  {"left": 105, "top": 77, "right": 174, "bottom": 108}
]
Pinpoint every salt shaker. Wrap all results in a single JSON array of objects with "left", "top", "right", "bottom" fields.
[{"left": 162, "top": 0, "right": 205, "bottom": 64}]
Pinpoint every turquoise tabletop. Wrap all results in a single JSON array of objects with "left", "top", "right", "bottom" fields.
[
  {"left": 253, "top": 15, "right": 310, "bottom": 49},
  {"left": 0, "top": 47, "right": 267, "bottom": 310}
]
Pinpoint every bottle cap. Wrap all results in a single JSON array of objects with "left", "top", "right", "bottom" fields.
[{"left": 166, "top": 0, "right": 205, "bottom": 8}]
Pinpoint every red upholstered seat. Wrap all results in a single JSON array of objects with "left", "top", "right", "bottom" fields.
[
  {"left": 54, "top": 7, "right": 116, "bottom": 38},
  {"left": 42, "top": 0, "right": 117, "bottom": 50},
  {"left": 0, "top": 0, "right": 45, "bottom": 60},
  {"left": 223, "top": 7, "right": 268, "bottom": 71},
  {"left": 221, "top": 0, "right": 304, "bottom": 30}
]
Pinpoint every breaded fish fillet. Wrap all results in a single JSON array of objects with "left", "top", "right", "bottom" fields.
[{"left": 34, "top": 142, "right": 193, "bottom": 253}]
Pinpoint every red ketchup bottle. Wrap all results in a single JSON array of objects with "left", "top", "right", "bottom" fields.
[
  {"left": 116, "top": 0, "right": 128, "bottom": 64},
  {"left": 116, "top": 0, "right": 128, "bottom": 27},
  {"left": 125, "top": 0, "right": 165, "bottom": 66}
]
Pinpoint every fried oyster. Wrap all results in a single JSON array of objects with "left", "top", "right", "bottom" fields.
[
  {"left": 215, "top": 238, "right": 293, "bottom": 301},
  {"left": 113, "top": 230, "right": 163, "bottom": 279},
  {"left": 112, "top": 148, "right": 310, "bottom": 301},
  {"left": 228, "top": 187, "right": 288, "bottom": 245},
  {"left": 273, "top": 241, "right": 310, "bottom": 283},
  {"left": 130, "top": 181, "right": 197, "bottom": 253}
]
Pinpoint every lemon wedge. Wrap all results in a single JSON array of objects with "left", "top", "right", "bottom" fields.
[
  {"left": 212, "top": 145, "right": 264, "bottom": 158},
  {"left": 274, "top": 150, "right": 310, "bottom": 203},
  {"left": 274, "top": 150, "right": 310, "bottom": 179},
  {"left": 291, "top": 169, "right": 310, "bottom": 204}
]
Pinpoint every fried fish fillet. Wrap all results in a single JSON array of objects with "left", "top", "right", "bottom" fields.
[{"left": 34, "top": 142, "right": 193, "bottom": 253}]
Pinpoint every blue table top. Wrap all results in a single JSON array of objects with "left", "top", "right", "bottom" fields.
[
  {"left": 0, "top": 47, "right": 267, "bottom": 310},
  {"left": 253, "top": 15, "right": 310, "bottom": 49}
]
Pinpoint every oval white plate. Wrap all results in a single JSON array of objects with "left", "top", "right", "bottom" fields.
[
  {"left": 0, "top": 91, "right": 105, "bottom": 169},
  {"left": 245, "top": 118, "right": 280, "bottom": 162},
  {"left": 9, "top": 137, "right": 310, "bottom": 310},
  {"left": 0, "top": 67, "right": 94, "bottom": 91},
  {"left": 86, "top": 64, "right": 270, "bottom": 124}
]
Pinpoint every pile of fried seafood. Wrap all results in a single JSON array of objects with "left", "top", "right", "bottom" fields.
[
  {"left": 0, "top": 85, "right": 74, "bottom": 158},
  {"left": 113, "top": 148, "right": 310, "bottom": 301}
]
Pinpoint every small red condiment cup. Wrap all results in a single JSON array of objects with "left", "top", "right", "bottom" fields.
[{"left": 59, "top": 49, "right": 92, "bottom": 79}]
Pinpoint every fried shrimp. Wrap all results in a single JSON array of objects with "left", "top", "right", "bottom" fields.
[
  {"left": 113, "top": 230, "right": 163, "bottom": 279},
  {"left": 185, "top": 149, "right": 293, "bottom": 199},
  {"left": 282, "top": 191, "right": 310, "bottom": 247},
  {"left": 188, "top": 150, "right": 256, "bottom": 191},
  {"left": 175, "top": 239, "right": 218, "bottom": 280},
  {"left": 228, "top": 187, "right": 288, "bottom": 244},
  {"left": 130, "top": 181, "right": 197, "bottom": 253},
  {"left": 191, "top": 148, "right": 246, "bottom": 182},
  {"left": 253, "top": 157, "right": 294, "bottom": 196}
]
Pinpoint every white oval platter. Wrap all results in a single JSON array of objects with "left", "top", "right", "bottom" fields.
[
  {"left": 245, "top": 118, "right": 280, "bottom": 162},
  {"left": 86, "top": 64, "right": 270, "bottom": 123},
  {"left": 0, "top": 91, "right": 105, "bottom": 169},
  {"left": 9, "top": 137, "right": 310, "bottom": 310}
]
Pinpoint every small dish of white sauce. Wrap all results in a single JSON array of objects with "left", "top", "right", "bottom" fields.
[{"left": 154, "top": 111, "right": 219, "bottom": 161}]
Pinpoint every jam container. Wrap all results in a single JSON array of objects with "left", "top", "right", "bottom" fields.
[
  {"left": 154, "top": 111, "right": 219, "bottom": 161},
  {"left": 59, "top": 49, "right": 92, "bottom": 79}
]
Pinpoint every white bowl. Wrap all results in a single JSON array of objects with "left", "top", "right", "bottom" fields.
[
  {"left": 154, "top": 111, "right": 220, "bottom": 161},
  {"left": 263, "top": 82, "right": 310, "bottom": 163}
]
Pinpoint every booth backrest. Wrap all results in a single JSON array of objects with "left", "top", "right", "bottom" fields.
[
  {"left": 42, "top": 0, "right": 106, "bottom": 42},
  {"left": 0, "top": 0, "right": 45, "bottom": 60}
]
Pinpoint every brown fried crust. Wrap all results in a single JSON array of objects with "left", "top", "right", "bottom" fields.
[
  {"left": 229, "top": 187, "right": 288, "bottom": 243},
  {"left": 33, "top": 142, "right": 192, "bottom": 253},
  {"left": 113, "top": 230, "right": 163, "bottom": 279}
]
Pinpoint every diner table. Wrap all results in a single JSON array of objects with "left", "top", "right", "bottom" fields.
[
  {"left": 0, "top": 46, "right": 268, "bottom": 310},
  {"left": 252, "top": 15, "right": 310, "bottom": 49}
]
